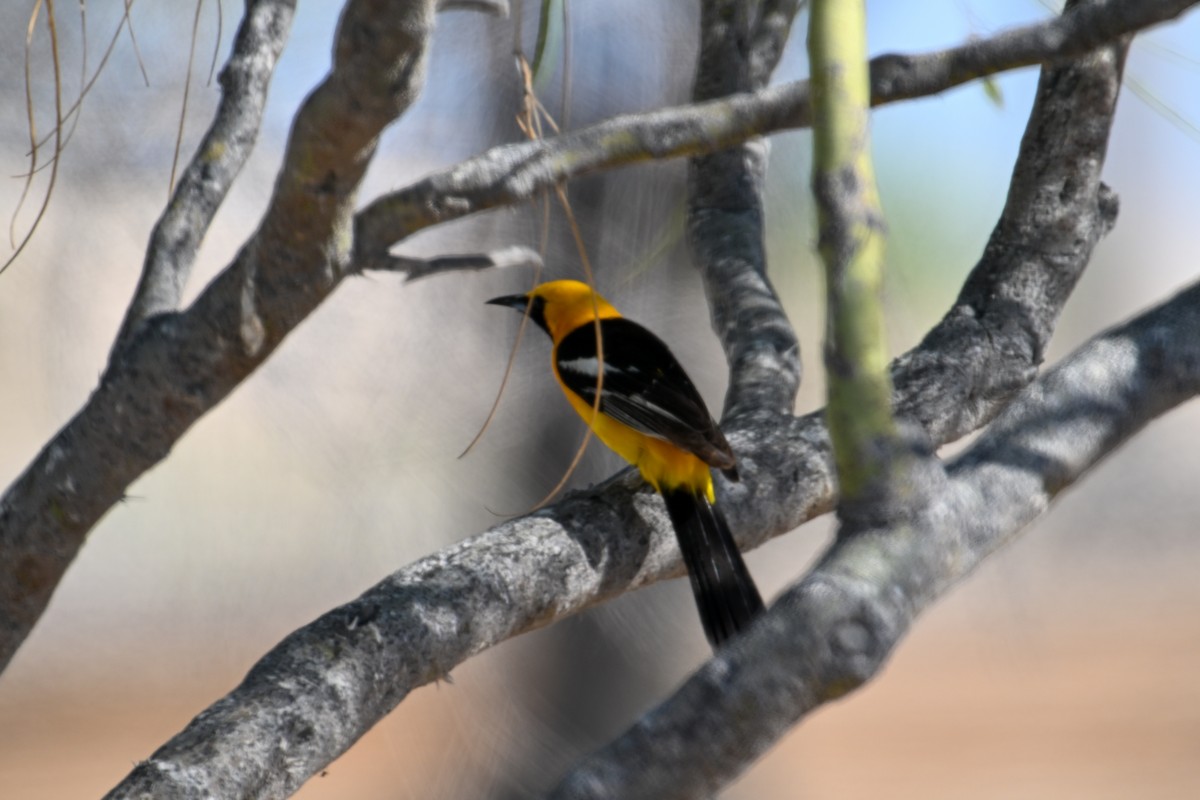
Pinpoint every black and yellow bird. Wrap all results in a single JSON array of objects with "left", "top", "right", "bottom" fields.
[{"left": 488, "top": 279, "right": 763, "bottom": 649}]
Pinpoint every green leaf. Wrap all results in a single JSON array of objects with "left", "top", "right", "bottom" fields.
[{"left": 981, "top": 74, "right": 1004, "bottom": 108}]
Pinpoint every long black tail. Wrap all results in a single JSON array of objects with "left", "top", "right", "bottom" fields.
[{"left": 661, "top": 487, "right": 764, "bottom": 650}]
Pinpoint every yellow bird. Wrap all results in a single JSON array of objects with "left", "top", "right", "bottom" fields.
[{"left": 488, "top": 280, "right": 764, "bottom": 648}]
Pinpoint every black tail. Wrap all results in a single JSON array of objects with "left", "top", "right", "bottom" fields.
[{"left": 660, "top": 488, "right": 764, "bottom": 650}]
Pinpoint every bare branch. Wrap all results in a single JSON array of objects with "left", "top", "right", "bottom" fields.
[
  {"left": 748, "top": 0, "right": 807, "bottom": 88},
  {"left": 99, "top": 269, "right": 1196, "bottom": 800},
  {"left": 869, "top": 0, "right": 1192, "bottom": 104},
  {"left": 0, "top": 0, "right": 1174, "bottom": 722},
  {"left": 437, "top": 0, "right": 509, "bottom": 13},
  {"left": 363, "top": 244, "right": 542, "bottom": 282},
  {"left": 0, "top": 0, "right": 440, "bottom": 675},
  {"left": 548, "top": 277, "right": 1200, "bottom": 800},
  {"left": 112, "top": 0, "right": 295, "bottom": 353},
  {"left": 99, "top": 20, "right": 1136, "bottom": 793},
  {"left": 353, "top": 0, "right": 1196, "bottom": 255},
  {"left": 688, "top": 0, "right": 803, "bottom": 421},
  {"left": 548, "top": 16, "right": 1136, "bottom": 793},
  {"left": 890, "top": 34, "right": 1128, "bottom": 444}
]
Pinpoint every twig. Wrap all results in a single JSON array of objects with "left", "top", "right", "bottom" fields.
[
  {"left": 353, "top": 0, "right": 1196, "bottom": 255},
  {"left": 363, "top": 245, "right": 542, "bottom": 281},
  {"left": 548, "top": 277, "right": 1200, "bottom": 800},
  {"left": 111, "top": 0, "right": 295, "bottom": 353}
]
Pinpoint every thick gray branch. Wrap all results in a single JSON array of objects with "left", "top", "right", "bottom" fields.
[
  {"left": 353, "top": 0, "right": 1195, "bottom": 255},
  {"left": 8, "top": 0, "right": 1163, "bottom": 680},
  {"left": 548, "top": 278, "right": 1200, "bottom": 800},
  {"left": 112, "top": 0, "right": 295, "bottom": 353},
  {"left": 100, "top": 24, "right": 1133, "bottom": 794},
  {"left": 549, "top": 13, "right": 1136, "bottom": 794},
  {"left": 0, "top": 0, "right": 439, "bottom": 675},
  {"left": 689, "top": 0, "right": 803, "bottom": 420},
  {"left": 0, "top": 1, "right": 1176, "bottom": 789},
  {"left": 748, "top": 0, "right": 807, "bottom": 88},
  {"left": 891, "top": 37, "right": 1126, "bottom": 444},
  {"left": 100, "top": 271, "right": 1196, "bottom": 800}
]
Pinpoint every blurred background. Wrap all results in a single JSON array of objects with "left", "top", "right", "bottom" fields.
[{"left": 1, "top": 1, "right": 1198, "bottom": 797}]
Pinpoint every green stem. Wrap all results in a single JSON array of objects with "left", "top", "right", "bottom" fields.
[{"left": 809, "top": 0, "right": 897, "bottom": 504}]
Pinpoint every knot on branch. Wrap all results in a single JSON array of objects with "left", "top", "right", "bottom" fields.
[
  {"left": 796, "top": 575, "right": 907, "bottom": 701},
  {"left": 1097, "top": 182, "right": 1119, "bottom": 234}
]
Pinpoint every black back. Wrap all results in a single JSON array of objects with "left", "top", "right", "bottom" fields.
[{"left": 554, "top": 317, "right": 735, "bottom": 473}]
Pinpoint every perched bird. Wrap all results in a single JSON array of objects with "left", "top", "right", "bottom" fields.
[{"left": 488, "top": 279, "right": 763, "bottom": 649}]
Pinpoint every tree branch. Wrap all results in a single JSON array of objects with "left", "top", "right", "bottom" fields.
[
  {"left": 101, "top": 17, "right": 1135, "bottom": 793},
  {"left": 748, "top": 0, "right": 807, "bottom": 89},
  {"left": 363, "top": 244, "right": 542, "bottom": 282},
  {"left": 0, "top": 0, "right": 1177, "bottom": 677},
  {"left": 353, "top": 0, "right": 1196, "bottom": 255},
  {"left": 112, "top": 0, "right": 296, "bottom": 353},
  {"left": 549, "top": 9, "right": 1136, "bottom": 793},
  {"left": 869, "top": 0, "right": 1191, "bottom": 104},
  {"left": 102, "top": 267, "right": 1197, "bottom": 800},
  {"left": 890, "top": 33, "right": 1128, "bottom": 444},
  {"left": 547, "top": 275, "right": 1200, "bottom": 799},
  {"left": 0, "top": 0, "right": 440, "bottom": 675},
  {"left": 688, "top": 0, "right": 803, "bottom": 422}
]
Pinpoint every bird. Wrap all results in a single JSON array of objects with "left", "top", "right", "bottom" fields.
[{"left": 487, "top": 279, "right": 764, "bottom": 649}]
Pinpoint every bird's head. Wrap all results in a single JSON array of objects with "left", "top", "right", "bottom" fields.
[{"left": 487, "top": 280, "right": 620, "bottom": 342}]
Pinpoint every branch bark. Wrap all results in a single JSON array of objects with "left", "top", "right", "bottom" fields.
[
  {"left": 111, "top": 0, "right": 296, "bottom": 353},
  {"left": 0, "top": 0, "right": 440, "bottom": 675},
  {"left": 102, "top": 9, "right": 1136, "bottom": 793},
  {"left": 353, "top": 0, "right": 1196, "bottom": 254},
  {"left": 688, "top": 0, "right": 802, "bottom": 421},
  {"left": 548, "top": 276, "right": 1200, "bottom": 799},
  {"left": 365, "top": 245, "right": 543, "bottom": 282},
  {"left": 547, "top": 4, "right": 1135, "bottom": 793},
  {"left": 0, "top": 2, "right": 1185, "bottom": 795},
  {"left": 0, "top": 0, "right": 1185, "bottom": 676}
]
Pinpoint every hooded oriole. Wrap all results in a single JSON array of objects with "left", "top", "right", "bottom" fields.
[{"left": 488, "top": 279, "right": 764, "bottom": 649}]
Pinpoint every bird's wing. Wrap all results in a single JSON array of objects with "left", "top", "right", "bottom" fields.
[{"left": 555, "top": 317, "right": 735, "bottom": 470}]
